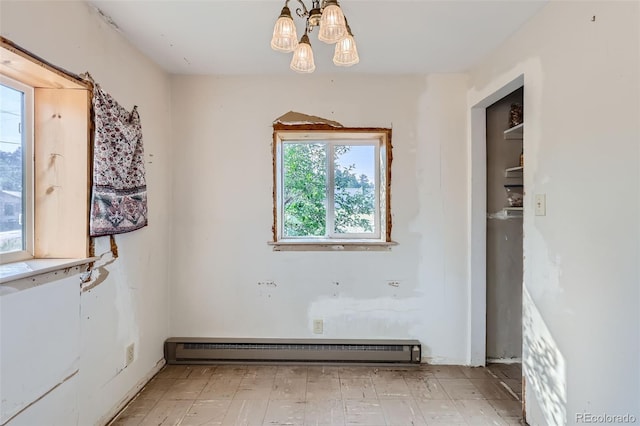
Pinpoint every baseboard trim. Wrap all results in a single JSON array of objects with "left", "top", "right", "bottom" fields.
[{"left": 101, "top": 357, "right": 166, "bottom": 426}]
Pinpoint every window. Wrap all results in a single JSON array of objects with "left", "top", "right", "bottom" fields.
[
  {"left": 0, "top": 38, "right": 91, "bottom": 265},
  {"left": 272, "top": 127, "right": 392, "bottom": 248},
  {"left": 0, "top": 77, "right": 33, "bottom": 263}
]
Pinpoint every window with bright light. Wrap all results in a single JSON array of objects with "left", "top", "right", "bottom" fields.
[
  {"left": 1, "top": 38, "right": 91, "bottom": 266},
  {"left": 273, "top": 128, "right": 392, "bottom": 246},
  {"left": 0, "top": 77, "right": 33, "bottom": 262}
]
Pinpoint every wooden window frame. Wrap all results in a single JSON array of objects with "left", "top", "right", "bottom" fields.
[
  {"left": 0, "top": 37, "right": 92, "bottom": 263},
  {"left": 271, "top": 124, "right": 394, "bottom": 251}
]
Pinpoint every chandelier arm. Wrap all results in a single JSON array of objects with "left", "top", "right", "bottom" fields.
[{"left": 294, "top": 0, "right": 310, "bottom": 18}]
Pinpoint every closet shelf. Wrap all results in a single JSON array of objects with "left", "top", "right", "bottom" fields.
[
  {"left": 504, "top": 123, "right": 523, "bottom": 140},
  {"left": 503, "top": 207, "right": 523, "bottom": 217},
  {"left": 504, "top": 166, "right": 523, "bottom": 178}
]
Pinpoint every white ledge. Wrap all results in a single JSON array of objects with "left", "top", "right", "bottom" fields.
[
  {"left": 0, "top": 257, "right": 98, "bottom": 287},
  {"left": 268, "top": 241, "right": 397, "bottom": 252}
]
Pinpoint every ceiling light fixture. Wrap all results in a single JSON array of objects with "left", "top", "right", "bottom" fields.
[{"left": 271, "top": 0, "right": 359, "bottom": 73}]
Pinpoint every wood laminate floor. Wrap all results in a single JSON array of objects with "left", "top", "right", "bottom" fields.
[{"left": 109, "top": 363, "right": 524, "bottom": 426}]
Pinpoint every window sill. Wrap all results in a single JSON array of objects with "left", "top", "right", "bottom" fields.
[
  {"left": 268, "top": 241, "right": 397, "bottom": 252},
  {"left": 0, "top": 257, "right": 98, "bottom": 291}
]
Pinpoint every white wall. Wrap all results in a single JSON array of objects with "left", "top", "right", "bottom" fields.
[
  {"left": 468, "top": 1, "right": 639, "bottom": 424},
  {"left": 1, "top": 272, "right": 81, "bottom": 425},
  {"left": 169, "top": 73, "right": 471, "bottom": 364},
  {"left": 4, "top": 1, "right": 636, "bottom": 424},
  {"left": 0, "top": 2, "right": 172, "bottom": 425}
]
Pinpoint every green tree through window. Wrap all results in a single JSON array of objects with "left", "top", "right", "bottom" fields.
[
  {"left": 283, "top": 143, "right": 327, "bottom": 236},
  {"left": 282, "top": 142, "right": 376, "bottom": 237},
  {"left": 333, "top": 151, "right": 375, "bottom": 234},
  {"left": 273, "top": 127, "right": 391, "bottom": 245}
]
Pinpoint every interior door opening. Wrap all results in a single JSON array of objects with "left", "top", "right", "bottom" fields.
[
  {"left": 485, "top": 87, "right": 524, "bottom": 365},
  {"left": 483, "top": 86, "right": 526, "bottom": 419}
]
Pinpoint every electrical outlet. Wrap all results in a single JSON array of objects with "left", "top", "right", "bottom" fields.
[
  {"left": 125, "top": 343, "right": 135, "bottom": 367},
  {"left": 313, "top": 319, "right": 323, "bottom": 334}
]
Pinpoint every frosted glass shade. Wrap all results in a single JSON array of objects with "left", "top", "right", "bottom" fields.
[
  {"left": 333, "top": 34, "right": 359, "bottom": 66},
  {"left": 318, "top": 4, "right": 347, "bottom": 44},
  {"left": 290, "top": 35, "right": 316, "bottom": 73},
  {"left": 271, "top": 14, "right": 298, "bottom": 52}
]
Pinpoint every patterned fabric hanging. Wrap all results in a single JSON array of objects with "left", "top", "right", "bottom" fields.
[{"left": 89, "top": 84, "right": 148, "bottom": 236}]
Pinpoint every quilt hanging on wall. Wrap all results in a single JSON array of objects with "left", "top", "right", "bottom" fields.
[{"left": 89, "top": 83, "right": 148, "bottom": 236}]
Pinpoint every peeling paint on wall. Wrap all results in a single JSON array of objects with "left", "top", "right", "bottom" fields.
[
  {"left": 81, "top": 235, "right": 119, "bottom": 292},
  {"left": 92, "top": 6, "right": 121, "bottom": 32}
]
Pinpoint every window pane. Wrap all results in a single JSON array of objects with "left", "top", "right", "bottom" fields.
[
  {"left": 334, "top": 144, "right": 376, "bottom": 234},
  {"left": 0, "top": 84, "right": 25, "bottom": 254},
  {"left": 283, "top": 142, "right": 327, "bottom": 237}
]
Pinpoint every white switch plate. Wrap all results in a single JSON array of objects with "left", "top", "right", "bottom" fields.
[
  {"left": 313, "top": 319, "right": 323, "bottom": 334},
  {"left": 535, "top": 194, "right": 546, "bottom": 216}
]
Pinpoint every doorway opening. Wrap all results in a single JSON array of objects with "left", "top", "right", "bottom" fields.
[
  {"left": 468, "top": 74, "right": 526, "bottom": 421},
  {"left": 485, "top": 87, "right": 523, "bottom": 365},
  {"left": 484, "top": 87, "right": 525, "bottom": 405}
]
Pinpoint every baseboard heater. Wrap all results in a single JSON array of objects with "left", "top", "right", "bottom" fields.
[{"left": 164, "top": 338, "right": 421, "bottom": 364}]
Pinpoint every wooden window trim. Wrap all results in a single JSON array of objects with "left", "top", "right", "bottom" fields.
[
  {"left": 0, "top": 36, "right": 91, "bottom": 90},
  {"left": 271, "top": 124, "right": 393, "bottom": 249},
  {"left": 0, "top": 37, "right": 92, "bottom": 262}
]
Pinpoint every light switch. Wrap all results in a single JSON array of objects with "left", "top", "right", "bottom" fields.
[{"left": 535, "top": 194, "right": 546, "bottom": 216}]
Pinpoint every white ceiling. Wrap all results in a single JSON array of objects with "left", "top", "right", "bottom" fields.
[{"left": 88, "top": 0, "right": 548, "bottom": 75}]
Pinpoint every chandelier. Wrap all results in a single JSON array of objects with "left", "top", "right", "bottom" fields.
[{"left": 270, "top": 0, "right": 359, "bottom": 73}]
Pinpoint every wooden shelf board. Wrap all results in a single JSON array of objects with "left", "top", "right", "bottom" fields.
[
  {"left": 504, "top": 123, "right": 524, "bottom": 140},
  {"left": 503, "top": 207, "right": 523, "bottom": 217},
  {"left": 504, "top": 166, "right": 523, "bottom": 177}
]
